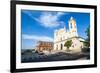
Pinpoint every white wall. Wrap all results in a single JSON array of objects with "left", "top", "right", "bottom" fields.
[{"left": 0, "top": 0, "right": 100, "bottom": 73}]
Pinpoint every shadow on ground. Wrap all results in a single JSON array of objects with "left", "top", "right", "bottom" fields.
[{"left": 21, "top": 52, "right": 90, "bottom": 63}]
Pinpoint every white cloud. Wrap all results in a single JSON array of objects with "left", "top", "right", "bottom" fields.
[
  {"left": 22, "top": 10, "right": 66, "bottom": 28},
  {"left": 22, "top": 34, "right": 54, "bottom": 42},
  {"left": 56, "top": 12, "right": 65, "bottom": 17},
  {"left": 34, "top": 12, "right": 65, "bottom": 28},
  {"left": 22, "top": 10, "right": 35, "bottom": 20}
]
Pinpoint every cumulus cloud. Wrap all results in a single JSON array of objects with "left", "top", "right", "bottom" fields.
[
  {"left": 22, "top": 34, "right": 54, "bottom": 42},
  {"left": 34, "top": 12, "right": 65, "bottom": 28}
]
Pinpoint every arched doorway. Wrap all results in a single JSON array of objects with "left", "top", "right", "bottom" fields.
[
  {"left": 61, "top": 44, "right": 63, "bottom": 50},
  {"left": 56, "top": 45, "right": 58, "bottom": 50}
]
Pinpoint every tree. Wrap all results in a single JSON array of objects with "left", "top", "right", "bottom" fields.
[
  {"left": 84, "top": 26, "right": 90, "bottom": 48},
  {"left": 64, "top": 40, "right": 72, "bottom": 51},
  {"left": 85, "top": 26, "right": 90, "bottom": 42},
  {"left": 81, "top": 26, "right": 90, "bottom": 52}
]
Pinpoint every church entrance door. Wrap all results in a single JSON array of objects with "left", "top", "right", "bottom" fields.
[{"left": 61, "top": 44, "right": 63, "bottom": 50}]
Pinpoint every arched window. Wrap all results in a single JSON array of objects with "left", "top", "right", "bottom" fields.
[
  {"left": 61, "top": 44, "right": 63, "bottom": 50},
  {"left": 70, "top": 23, "right": 73, "bottom": 28},
  {"left": 60, "top": 37, "right": 62, "bottom": 41},
  {"left": 63, "top": 36, "right": 65, "bottom": 40},
  {"left": 56, "top": 45, "right": 58, "bottom": 50}
]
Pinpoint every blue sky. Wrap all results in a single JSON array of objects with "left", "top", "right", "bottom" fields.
[{"left": 21, "top": 10, "right": 90, "bottom": 49}]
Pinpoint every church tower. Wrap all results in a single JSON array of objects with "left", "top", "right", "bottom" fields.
[{"left": 68, "top": 17, "right": 78, "bottom": 37}]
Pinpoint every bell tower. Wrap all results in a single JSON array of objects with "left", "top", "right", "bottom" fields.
[{"left": 68, "top": 17, "right": 78, "bottom": 37}]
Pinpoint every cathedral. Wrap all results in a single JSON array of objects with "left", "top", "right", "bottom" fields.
[{"left": 54, "top": 17, "right": 84, "bottom": 53}]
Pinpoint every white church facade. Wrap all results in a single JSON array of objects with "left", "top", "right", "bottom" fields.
[{"left": 54, "top": 17, "right": 84, "bottom": 53}]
